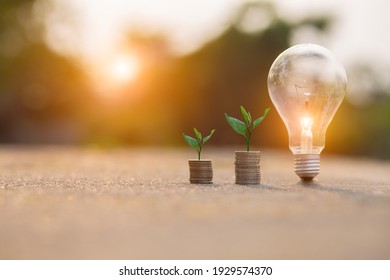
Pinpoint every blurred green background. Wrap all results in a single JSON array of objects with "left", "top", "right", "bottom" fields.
[{"left": 0, "top": 0, "right": 389, "bottom": 158}]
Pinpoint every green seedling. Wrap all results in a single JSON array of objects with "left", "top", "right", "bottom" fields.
[
  {"left": 225, "top": 106, "right": 270, "bottom": 152},
  {"left": 183, "top": 128, "right": 216, "bottom": 160}
]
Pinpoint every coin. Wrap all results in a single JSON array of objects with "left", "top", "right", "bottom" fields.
[
  {"left": 188, "top": 160, "right": 213, "bottom": 184},
  {"left": 234, "top": 151, "right": 261, "bottom": 185}
]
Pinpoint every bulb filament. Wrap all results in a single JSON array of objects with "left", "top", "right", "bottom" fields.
[{"left": 300, "top": 116, "right": 313, "bottom": 154}]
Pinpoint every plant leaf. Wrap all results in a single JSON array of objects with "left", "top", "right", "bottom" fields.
[
  {"left": 193, "top": 128, "right": 202, "bottom": 142},
  {"left": 225, "top": 113, "right": 246, "bottom": 136},
  {"left": 253, "top": 108, "right": 270, "bottom": 129},
  {"left": 203, "top": 129, "right": 215, "bottom": 144},
  {"left": 247, "top": 112, "right": 252, "bottom": 126},
  {"left": 182, "top": 133, "right": 199, "bottom": 149},
  {"left": 240, "top": 106, "right": 251, "bottom": 126}
]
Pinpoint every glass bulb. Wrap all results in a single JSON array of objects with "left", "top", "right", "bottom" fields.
[{"left": 267, "top": 44, "right": 347, "bottom": 181}]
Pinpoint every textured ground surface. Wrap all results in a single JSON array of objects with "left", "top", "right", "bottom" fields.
[{"left": 0, "top": 146, "right": 389, "bottom": 259}]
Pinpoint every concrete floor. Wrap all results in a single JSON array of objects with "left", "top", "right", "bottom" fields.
[{"left": 0, "top": 146, "right": 389, "bottom": 259}]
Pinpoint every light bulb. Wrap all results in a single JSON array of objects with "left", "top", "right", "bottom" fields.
[{"left": 267, "top": 44, "right": 347, "bottom": 181}]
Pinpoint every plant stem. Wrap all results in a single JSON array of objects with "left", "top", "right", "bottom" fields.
[
  {"left": 198, "top": 146, "right": 202, "bottom": 160},
  {"left": 246, "top": 129, "right": 252, "bottom": 152}
]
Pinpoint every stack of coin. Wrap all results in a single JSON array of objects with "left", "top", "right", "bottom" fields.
[
  {"left": 235, "top": 151, "right": 261, "bottom": 185},
  {"left": 188, "top": 160, "right": 213, "bottom": 184}
]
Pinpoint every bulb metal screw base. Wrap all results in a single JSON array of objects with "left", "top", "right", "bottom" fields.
[{"left": 294, "top": 154, "right": 320, "bottom": 181}]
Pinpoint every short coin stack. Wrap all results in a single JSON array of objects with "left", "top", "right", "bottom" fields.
[
  {"left": 188, "top": 160, "right": 213, "bottom": 184},
  {"left": 235, "top": 151, "right": 261, "bottom": 185}
]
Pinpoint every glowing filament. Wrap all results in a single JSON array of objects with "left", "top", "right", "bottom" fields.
[{"left": 300, "top": 116, "right": 313, "bottom": 154}]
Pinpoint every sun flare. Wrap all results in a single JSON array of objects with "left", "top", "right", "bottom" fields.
[{"left": 109, "top": 54, "right": 139, "bottom": 83}]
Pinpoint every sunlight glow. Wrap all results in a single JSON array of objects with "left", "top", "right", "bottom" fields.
[
  {"left": 87, "top": 53, "right": 141, "bottom": 97},
  {"left": 44, "top": 0, "right": 242, "bottom": 58},
  {"left": 109, "top": 55, "right": 139, "bottom": 84},
  {"left": 43, "top": 0, "right": 390, "bottom": 67}
]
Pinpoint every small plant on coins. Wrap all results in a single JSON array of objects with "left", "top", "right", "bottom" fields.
[
  {"left": 225, "top": 106, "right": 270, "bottom": 151},
  {"left": 182, "top": 128, "right": 216, "bottom": 160}
]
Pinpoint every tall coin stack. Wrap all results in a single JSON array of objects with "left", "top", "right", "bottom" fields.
[
  {"left": 235, "top": 151, "right": 261, "bottom": 185},
  {"left": 188, "top": 160, "right": 213, "bottom": 184}
]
